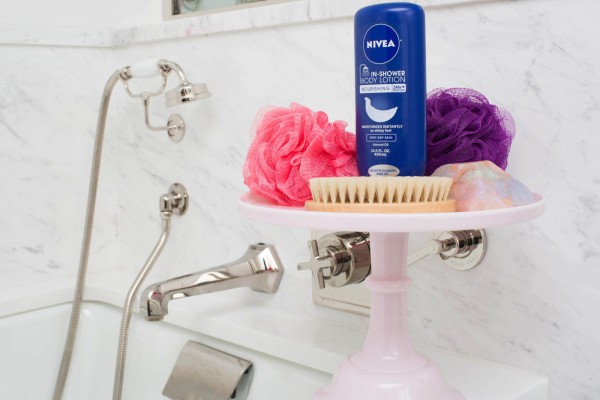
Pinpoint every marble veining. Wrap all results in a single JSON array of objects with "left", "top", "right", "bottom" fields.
[{"left": 1, "top": 0, "right": 599, "bottom": 398}]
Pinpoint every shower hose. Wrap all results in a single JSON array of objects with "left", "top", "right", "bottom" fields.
[
  {"left": 52, "top": 70, "right": 122, "bottom": 400},
  {"left": 52, "top": 69, "right": 175, "bottom": 400}
]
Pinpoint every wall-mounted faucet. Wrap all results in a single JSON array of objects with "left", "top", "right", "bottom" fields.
[
  {"left": 298, "top": 230, "right": 487, "bottom": 315},
  {"left": 141, "top": 243, "right": 284, "bottom": 321}
]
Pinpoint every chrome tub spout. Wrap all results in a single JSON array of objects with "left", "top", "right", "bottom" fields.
[{"left": 141, "top": 243, "right": 284, "bottom": 321}]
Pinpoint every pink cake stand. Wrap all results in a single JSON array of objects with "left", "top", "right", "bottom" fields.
[{"left": 238, "top": 192, "right": 545, "bottom": 400}]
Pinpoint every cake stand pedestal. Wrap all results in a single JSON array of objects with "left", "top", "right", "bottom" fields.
[{"left": 238, "top": 193, "right": 545, "bottom": 400}]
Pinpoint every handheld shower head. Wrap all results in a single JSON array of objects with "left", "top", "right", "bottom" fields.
[
  {"left": 159, "top": 59, "right": 211, "bottom": 106},
  {"left": 165, "top": 82, "right": 210, "bottom": 107},
  {"left": 121, "top": 58, "right": 210, "bottom": 142}
]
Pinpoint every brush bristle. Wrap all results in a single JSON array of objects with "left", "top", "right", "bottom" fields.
[{"left": 309, "top": 177, "right": 453, "bottom": 204}]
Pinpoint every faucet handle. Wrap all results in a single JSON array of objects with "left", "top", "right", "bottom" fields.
[
  {"left": 407, "top": 239, "right": 444, "bottom": 266},
  {"left": 406, "top": 230, "right": 487, "bottom": 271},
  {"left": 298, "top": 240, "right": 336, "bottom": 289},
  {"left": 298, "top": 232, "right": 371, "bottom": 290}
]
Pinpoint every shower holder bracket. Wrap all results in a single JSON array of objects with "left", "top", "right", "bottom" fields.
[
  {"left": 161, "top": 183, "right": 189, "bottom": 216},
  {"left": 298, "top": 229, "right": 487, "bottom": 315},
  {"left": 122, "top": 59, "right": 210, "bottom": 143},
  {"left": 143, "top": 97, "right": 186, "bottom": 142}
]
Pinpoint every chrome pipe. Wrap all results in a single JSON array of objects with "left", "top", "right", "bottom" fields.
[
  {"left": 110, "top": 183, "right": 187, "bottom": 400},
  {"left": 112, "top": 212, "right": 172, "bottom": 400}
]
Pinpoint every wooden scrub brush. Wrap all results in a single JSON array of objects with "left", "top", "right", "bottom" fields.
[{"left": 305, "top": 176, "right": 455, "bottom": 213}]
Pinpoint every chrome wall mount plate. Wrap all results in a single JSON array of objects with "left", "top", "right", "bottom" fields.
[
  {"left": 438, "top": 229, "right": 487, "bottom": 271},
  {"left": 167, "top": 114, "right": 185, "bottom": 142},
  {"left": 160, "top": 183, "right": 188, "bottom": 216}
]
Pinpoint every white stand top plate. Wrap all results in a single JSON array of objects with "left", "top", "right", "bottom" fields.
[{"left": 238, "top": 192, "right": 545, "bottom": 232}]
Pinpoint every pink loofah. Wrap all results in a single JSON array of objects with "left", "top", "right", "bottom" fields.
[{"left": 244, "top": 103, "right": 358, "bottom": 206}]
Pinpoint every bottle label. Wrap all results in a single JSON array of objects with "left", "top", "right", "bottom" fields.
[{"left": 368, "top": 164, "right": 400, "bottom": 176}]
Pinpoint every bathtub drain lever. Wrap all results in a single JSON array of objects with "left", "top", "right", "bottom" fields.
[{"left": 163, "top": 341, "right": 253, "bottom": 400}]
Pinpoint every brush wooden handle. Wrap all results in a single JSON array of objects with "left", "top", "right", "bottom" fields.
[{"left": 304, "top": 200, "right": 455, "bottom": 213}]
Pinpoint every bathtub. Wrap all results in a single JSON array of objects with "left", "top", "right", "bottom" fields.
[
  {"left": 0, "top": 271, "right": 549, "bottom": 399},
  {"left": 0, "top": 301, "right": 329, "bottom": 399}
]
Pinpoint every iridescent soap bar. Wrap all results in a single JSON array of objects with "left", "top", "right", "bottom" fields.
[{"left": 432, "top": 161, "right": 535, "bottom": 211}]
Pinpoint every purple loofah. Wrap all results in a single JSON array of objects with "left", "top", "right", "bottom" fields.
[{"left": 425, "top": 88, "right": 515, "bottom": 176}]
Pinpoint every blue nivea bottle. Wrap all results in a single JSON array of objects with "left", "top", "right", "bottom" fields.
[{"left": 354, "top": 3, "right": 426, "bottom": 176}]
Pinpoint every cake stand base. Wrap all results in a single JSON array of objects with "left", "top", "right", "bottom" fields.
[
  {"left": 311, "top": 232, "right": 465, "bottom": 400},
  {"left": 314, "top": 356, "right": 465, "bottom": 400}
]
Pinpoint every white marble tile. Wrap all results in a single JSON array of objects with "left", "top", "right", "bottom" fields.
[
  {"left": 419, "top": 1, "right": 600, "bottom": 397},
  {"left": 0, "top": 46, "right": 120, "bottom": 285}
]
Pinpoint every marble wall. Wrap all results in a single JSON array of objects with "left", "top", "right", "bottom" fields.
[
  {"left": 0, "top": 47, "right": 120, "bottom": 286},
  {"left": 1, "top": 0, "right": 598, "bottom": 398}
]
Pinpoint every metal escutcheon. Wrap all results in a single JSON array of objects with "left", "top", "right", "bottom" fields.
[
  {"left": 167, "top": 114, "right": 185, "bottom": 142},
  {"left": 437, "top": 229, "right": 487, "bottom": 271}
]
